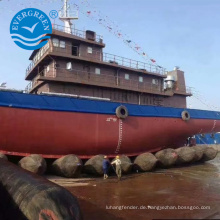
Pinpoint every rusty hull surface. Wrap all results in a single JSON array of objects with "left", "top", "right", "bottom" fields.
[{"left": 62, "top": 154, "right": 220, "bottom": 220}]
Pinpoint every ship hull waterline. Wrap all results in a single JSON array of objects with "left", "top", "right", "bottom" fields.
[{"left": 1, "top": 106, "right": 220, "bottom": 159}]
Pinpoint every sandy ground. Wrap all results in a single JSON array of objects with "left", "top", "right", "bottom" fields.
[{"left": 47, "top": 152, "right": 220, "bottom": 220}]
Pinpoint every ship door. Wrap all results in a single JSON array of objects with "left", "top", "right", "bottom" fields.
[
  {"left": 72, "top": 43, "right": 79, "bottom": 56},
  {"left": 83, "top": 65, "right": 90, "bottom": 80}
]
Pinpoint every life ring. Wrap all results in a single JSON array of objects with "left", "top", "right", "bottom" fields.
[
  {"left": 181, "top": 110, "right": 190, "bottom": 121},
  {"left": 116, "top": 106, "right": 128, "bottom": 119}
]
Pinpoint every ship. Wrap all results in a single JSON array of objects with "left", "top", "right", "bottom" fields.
[
  {"left": 196, "top": 132, "right": 220, "bottom": 145},
  {"left": 0, "top": 0, "right": 220, "bottom": 159}
]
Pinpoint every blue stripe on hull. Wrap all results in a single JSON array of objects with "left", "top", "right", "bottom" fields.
[{"left": 0, "top": 91, "right": 220, "bottom": 120}]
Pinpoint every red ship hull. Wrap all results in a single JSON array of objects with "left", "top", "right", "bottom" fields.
[{"left": 1, "top": 106, "right": 220, "bottom": 159}]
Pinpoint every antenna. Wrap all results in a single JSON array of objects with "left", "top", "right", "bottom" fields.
[{"left": 59, "top": 0, "right": 78, "bottom": 34}]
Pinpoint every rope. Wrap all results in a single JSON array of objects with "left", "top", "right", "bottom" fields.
[
  {"left": 189, "top": 88, "right": 220, "bottom": 113},
  {"left": 1, "top": 0, "right": 165, "bottom": 70},
  {"left": 70, "top": 0, "right": 165, "bottom": 70}
]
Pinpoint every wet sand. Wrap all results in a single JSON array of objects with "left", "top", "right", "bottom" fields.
[{"left": 49, "top": 154, "right": 220, "bottom": 220}]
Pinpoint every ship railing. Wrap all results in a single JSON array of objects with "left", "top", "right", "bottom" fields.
[
  {"left": 186, "top": 86, "right": 193, "bottom": 94},
  {"left": 102, "top": 53, "right": 165, "bottom": 75},
  {"left": 52, "top": 24, "right": 103, "bottom": 43},
  {"left": 26, "top": 42, "right": 50, "bottom": 77},
  {"left": 26, "top": 40, "right": 166, "bottom": 77},
  {"left": 26, "top": 63, "right": 34, "bottom": 76},
  {"left": 173, "top": 85, "right": 193, "bottom": 95},
  {"left": 29, "top": 67, "right": 190, "bottom": 95},
  {"left": 25, "top": 82, "right": 33, "bottom": 93},
  {"left": 27, "top": 74, "right": 45, "bottom": 92},
  {"left": 49, "top": 43, "right": 166, "bottom": 76},
  {"left": 30, "top": 67, "right": 167, "bottom": 94}
]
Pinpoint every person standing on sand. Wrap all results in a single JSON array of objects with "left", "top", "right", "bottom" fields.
[
  {"left": 111, "top": 155, "right": 122, "bottom": 180},
  {"left": 103, "top": 156, "right": 110, "bottom": 179}
]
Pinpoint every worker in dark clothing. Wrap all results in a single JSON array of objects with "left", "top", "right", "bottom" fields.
[{"left": 103, "top": 156, "right": 110, "bottom": 179}]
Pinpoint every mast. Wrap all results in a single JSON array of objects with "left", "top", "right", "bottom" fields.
[{"left": 59, "top": 0, "right": 78, "bottom": 34}]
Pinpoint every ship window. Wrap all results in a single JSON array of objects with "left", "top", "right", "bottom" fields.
[
  {"left": 152, "top": 79, "right": 159, "bottom": 85},
  {"left": 95, "top": 68, "right": 101, "bottom": 75},
  {"left": 87, "top": 47, "right": 93, "bottom": 54},
  {"left": 72, "top": 45, "right": 78, "bottom": 56},
  {"left": 46, "top": 65, "right": 50, "bottom": 72},
  {"left": 52, "top": 38, "right": 59, "bottom": 47},
  {"left": 125, "top": 74, "right": 129, "bottom": 80},
  {"left": 139, "top": 76, "right": 143, "bottom": 83},
  {"left": 60, "top": 40, "right": 65, "bottom": 48},
  {"left": 66, "top": 62, "right": 72, "bottom": 70}
]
